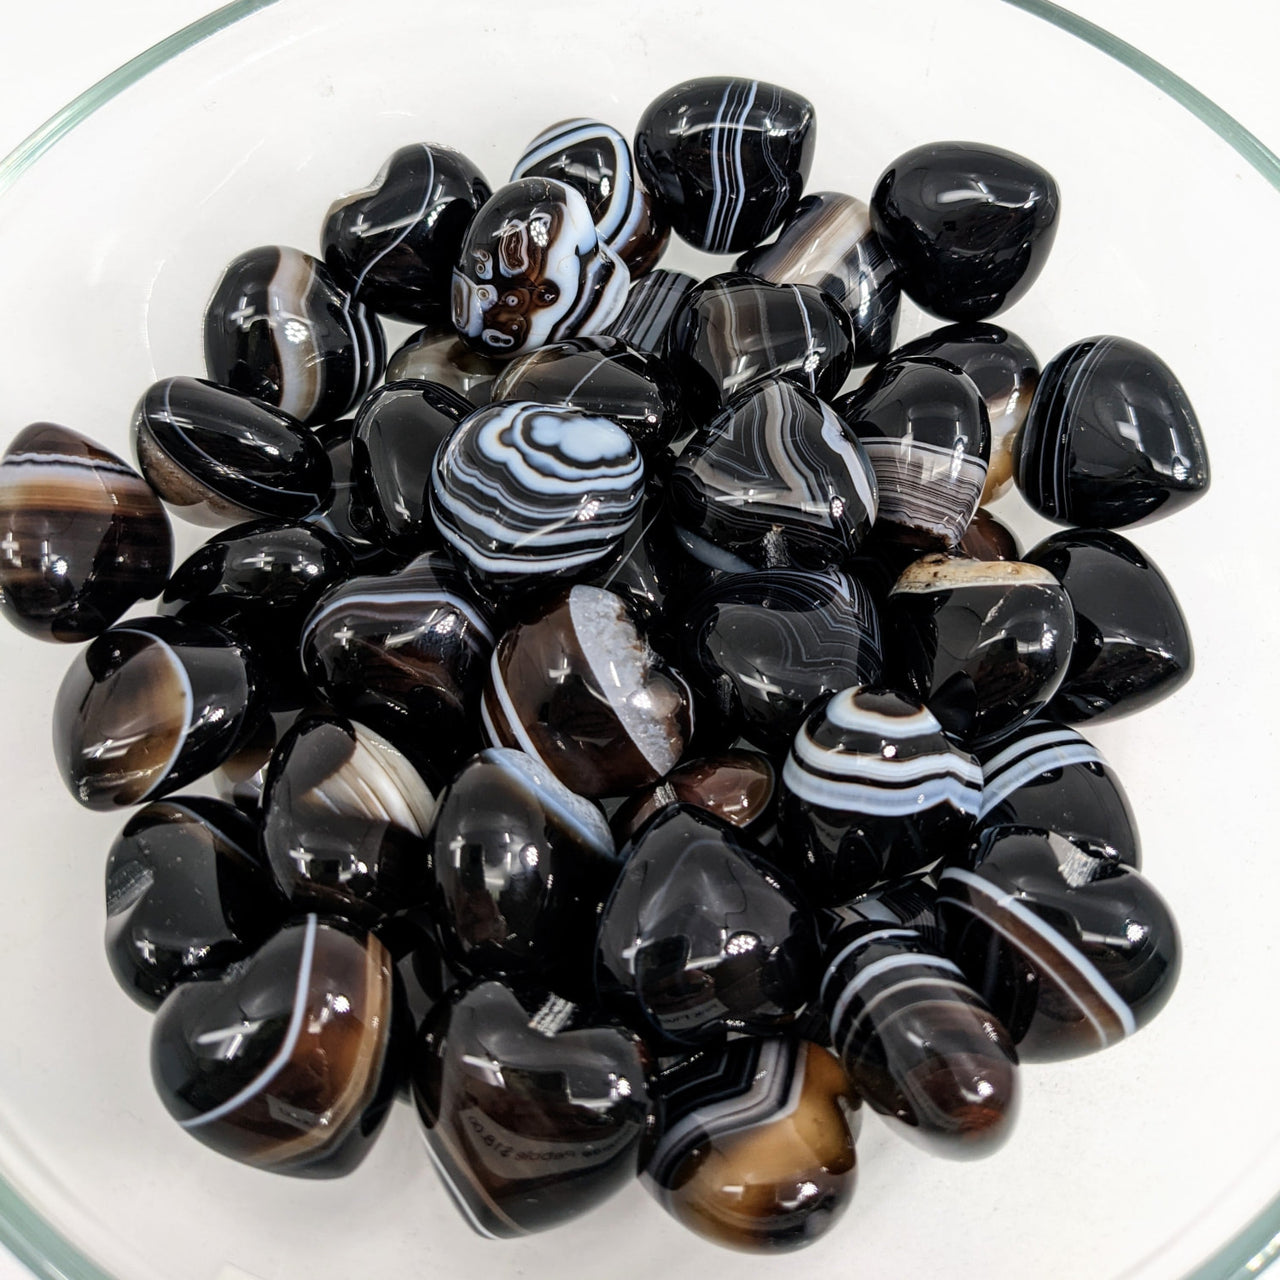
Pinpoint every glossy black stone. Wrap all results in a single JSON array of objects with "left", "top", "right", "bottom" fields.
[
  {"left": 426, "top": 748, "right": 619, "bottom": 994},
  {"left": 957, "top": 507, "right": 1020, "bottom": 562},
  {"left": 888, "top": 556, "right": 1075, "bottom": 745},
  {"left": 385, "top": 326, "right": 501, "bottom": 405},
  {"left": 679, "top": 569, "right": 882, "bottom": 757},
  {"left": 161, "top": 519, "right": 351, "bottom": 706},
  {"left": 133, "top": 378, "right": 332, "bottom": 527},
  {"left": 412, "top": 977, "right": 650, "bottom": 1237},
  {"left": 604, "top": 269, "right": 698, "bottom": 355},
  {"left": 669, "top": 379, "right": 877, "bottom": 573},
  {"left": 975, "top": 719, "right": 1141, "bottom": 868},
  {"left": 870, "top": 142, "right": 1060, "bottom": 322},
  {"left": 635, "top": 77, "right": 816, "bottom": 255},
  {"left": 152, "top": 915, "right": 402, "bottom": 1176},
  {"left": 1015, "top": 336, "right": 1209, "bottom": 527},
  {"left": 820, "top": 878, "right": 1018, "bottom": 1158},
  {"left": 104, "top": 797, "right": 283, "bottom": 1009},
  {"left": 260, "top": 713, "right": 438, "bottom": 925},
  {"left": 322, "top": 142, "right": 492, "bottom": 325},
  {"left": 737, "top": 192, "right": 901, "bottom": 365},
  {"left": 53, "top": 615, "right": 264, "bottom": 810},
  {"left": 888, "top": 323, "right": 1039, "bottom": 503},
  {"left": 0, "top": 422, "right": 173, "bottom": 642},
  {"left": 490, "top": 335, "right": 686, "bottom": 456},
  {"left": 300, "top": 552, "right": 495, "bottom": 776},
  {"left": 203, "top": 246, "right": 385, "bottom": 427},
  {"left": 664, "top": 274, "right": 854, "bottom": 421},
  {"left": 351, "top": 380, "right": 471, "bottom": 553},
  {"left": 777, "top": 687, "right": 982, "bottom": 905},
  {"left": 1024, "top": 528, "right": 1194, "bottom": 725},
  {"left": 595, "top": 804, "right": 820, "bottom": 1048},
  {"left": 836, "top": 359, "right": 990, "bottom": 550},
  {"left": 938, "top": 826, "right": 1180, "bottom": 1061}
]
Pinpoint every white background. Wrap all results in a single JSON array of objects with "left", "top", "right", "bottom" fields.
[{"left": 0, "top": 3, "right": 1276, "bottom": 1278}]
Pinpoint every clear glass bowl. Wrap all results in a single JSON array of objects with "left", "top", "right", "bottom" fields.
[{"left": 1, "top": 3, "right": 1277, "bottom": 1277}]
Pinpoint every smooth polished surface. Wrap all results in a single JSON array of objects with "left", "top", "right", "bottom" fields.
[
  {"left": 605, "top": 268, "right": 697, "bottom": 355},
  {"left": 385, "top": 326, "right": 501, "bottom": 405}
]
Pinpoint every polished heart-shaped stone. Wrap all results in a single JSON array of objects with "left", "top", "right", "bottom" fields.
[
  {"left": 820, "top": 877, "right": 1018, "bottom": 1160},
  {"left": 512, "top": 118, "right": 670, "bottom": 276},
  {"left": 322, "top": 142, "right": 491, "bottom": 325},
  {"left": 938, "top": 826, "right": 1180, "bottom": 1062},
  {"left": 604, "top": 268, "right": 697, "bottom": 355},
  {"left": 595, "top": 804, "right": 820, "bottom": 1048},
  {"left": 870, "top": 142, "right": 1060, "bottom": 322},
  {"left": 678, "top": 568, "right": 882, "bottom": 757},
  {"left": 489, "top": 335, "right": 687, "bottom": 457},
  {"left": 669, "top": 379, "right": 878, "bottom": 573},
  {"left": 976, "top": 718, "right": 1140, "bottom": 868},
  {"left": 736, "top": 192, "right": 902, "bottom": 365},
  {"left": 0, "top": 422, "right": 172, "bottom": 642},
  {"left": 481, "top": 585, "right": 692, "bottom": 798},
  {"left": 411, "top": 977, "right": 651, "bottom": 1238},
  {"left": 300, "top": 551, "right": 495, "bottom": 775},
  {"left": 888, "top": 323, "right": 1039, "bottom": 504},
  {"left": 53, "top": 615, "right": 264, "bottom": 810},
  {"left": 104, "top": 796, "right": 283, "bottom": 1009},
  {"left": 888, "top": 556, "right": 1075, "bottom": 745},
  {"left": 635, "top": 77, "right": 815, "bottom": 255},
  {"left": 664, "top": 274, "right": 854, "bottom": 420},
  {"left": 426, "top": 748, "right": 618, "bottom": 994},
  {"left": 386, "top": 325, "right": 502, "bottom": 406},
  {"left": 204, "top": 246, "right": 385, "bottom": 427},
  {"left": 261, "top": 713, "right": 438, "bottom": 924},
  {"left": 1024, "top": 528, "right": 1194, "bottom": 726},
  {"left": 642, "top": 1037, "right": 859, "bottom": 1252},
  {"left": 835, "top": 358, "right": 990, "bottom": 551},
  {"left": 152, "top": 915, "right": 402, "bottom": 1177},
  {"left": 1015, "top": 336, "right": 1209, "bottom": 528},
  {"left": 452, "top": 178, "right": 629, "bottom": 358},
  {"left": 133, "top": 378, "right": 332, "bottom": 527},
  {"left": 777, "top": 687, "right": 982, "bottom": 905}
]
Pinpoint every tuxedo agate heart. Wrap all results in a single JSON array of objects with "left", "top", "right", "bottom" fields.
[
  {"left": 151, "top": 915, "right": 403, "bottom": 1177},
  {"left": 411, "top": 978, "right": 651, "bottom": 1237}
]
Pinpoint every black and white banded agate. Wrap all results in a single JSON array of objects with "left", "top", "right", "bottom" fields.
[
  {"left": 669, "top": 379, "right": 877, "bottom": 573},
  {"left": 0, "top": 422, "right": 172, "bottom": 641},
  {"left": 938, "top": 826, "right": 1181, "bottom": 1062},
  {"left": 836, "top": 358, "right": 990, "bottom": 550},
  {"left": 451, "top": 178, "right": 629, "bottom": 358},
  {"left": 736, "top": 192, "right": 902, "bottom": 365},
  {"left": 133, "top": 378, "right": 332, "bottom": 527},
  {"left": 976, "top": 719, "right": 1140, "bottom": 868},
  {"left": 777, "top": 687, "right": 982, "bottom": 905},
  {"left": 635, "top": 77, "right": 816, "bottom": 255},
  {"left": 430, "top": 400, "right": 644, "bottom": 597},
  {"left": 511, "top": 118, "right": 670, "bottom": 276},
  {"left": 322, "top": 142, "right": 492, "bottom": 325},
  {"left": 820, "top": 879, "right": 1019, "bottom": 1159},
  {"left": 604, "top": 268, "right": 697, "bottom": 355},
  {"left": 204, "top": 246, "right": 385, "bottom": 427}
]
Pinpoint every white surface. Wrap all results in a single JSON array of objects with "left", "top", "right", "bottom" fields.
[{"left": 0, "top": 3, "right": 1277, "bottom": 1280}]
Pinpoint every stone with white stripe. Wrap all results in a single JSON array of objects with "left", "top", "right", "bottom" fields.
[
  {"left": 938, "top": 825, "right": 1181, "bottom": 1062},
  {"left": 778, "top": 686, "right": 981, "bottom": 905},
  {"left": 604, "top": 268, "right": 697, "bottom": 355},
  {"left": 635, "top": 76, "right": 815, "bottom": 255}
]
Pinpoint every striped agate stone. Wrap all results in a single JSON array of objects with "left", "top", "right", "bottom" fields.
[
  {"left": 641, "top": 1037, "right": 859, "bottom": 1252},
  {"left": 204, "top": 246, "right": 385, "bottom": 427},
  {"left": 0, "top": 422, "right": 172, "bottom": 641},
  {"left": 736, "top": 192, "right": 902, "bottom": 365},
  {"left": 151, "top": 915, "right": 401, "bottom": 1177},
  {"left": 976, "top": 719, "right": 1140, "bottom": 868},
  {"left": 451, "top": 178, "right": 629, "bottom": 358},
  {"left": 511, "top": 118, "right": 670, "bottom": 275},
  {"left": 604, "top": 268, "right": 697, "bottom": 355},
  {"left": 938, "top": 826, "right": 1181, "bottom": 1062},
  {"left": 836, "top": 358, "right": 990, "bottom": 550},
  {"left": 635, "top": 77, "right": 815, "bottom": 255},
  {"left": 777, "top": 686, "right": 981, "bottom": 905},
  {"left": 820, "top": 877, "right": 1019, "bottom": 1159},
  {"left": 431, "top": 400, "right": 644, "bottom": 597}
]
